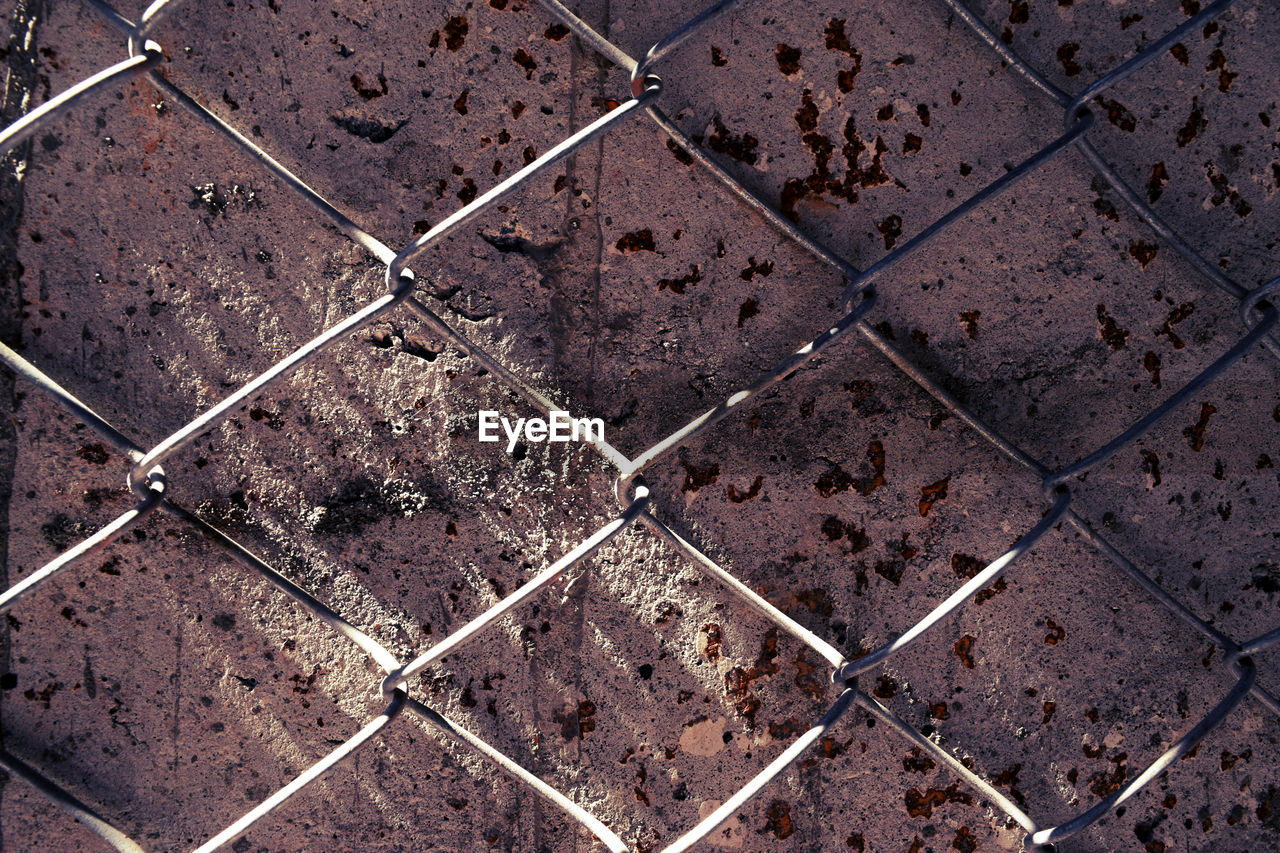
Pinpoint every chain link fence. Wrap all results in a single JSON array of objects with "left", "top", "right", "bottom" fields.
[{"left": 0, "top": 0, "right": 1276, "bottom": 850}]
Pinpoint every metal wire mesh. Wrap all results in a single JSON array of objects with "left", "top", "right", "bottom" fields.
[{"left": 0, "top": 0, "right": 1276, "bottom": 850}]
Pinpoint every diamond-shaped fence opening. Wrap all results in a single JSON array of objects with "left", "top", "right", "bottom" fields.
[{"left": 0, "top": 0, "right": 1276, "bottom": 851}]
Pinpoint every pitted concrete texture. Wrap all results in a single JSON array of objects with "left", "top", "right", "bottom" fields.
[{"left": 1, "top": 0, "right": 1277, "bottom": 851}]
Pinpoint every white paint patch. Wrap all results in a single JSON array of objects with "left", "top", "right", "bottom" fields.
[{"left": 679, "top": 715, "right": 728, "bottom": 757}]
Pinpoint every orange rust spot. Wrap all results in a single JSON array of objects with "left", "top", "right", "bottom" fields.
[
  {"left": 953, "top": 634, "right": 976, "bottom": 668},
  {"left": 1183, "top": 402, "right": 1216, "bottom": 452},
  {"left": 918, "top": 475, "right": 951, "bottom": 517},
  {"left": 761, "top": 800, "right": 794, "bottom": 839}
]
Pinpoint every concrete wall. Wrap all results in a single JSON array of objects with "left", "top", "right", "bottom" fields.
[{"left": 1, "top": 0, "right": 1277, "bottom": 850}]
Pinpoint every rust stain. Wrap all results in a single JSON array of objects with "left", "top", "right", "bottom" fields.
[
  {"left": 814, "top": 465, "right": 852, "bottom": 497},
  {"left": 974, "top": 577, "right": 1007, "bottom": 604},
  {"left": 953, "top": 634, "right": 976, "bottom": 668},
  {"left": 873, "top": 674, "right": 897, "bottom": 699},
  {"left": 821, "top": 516, "right": 870, "bottom": 553},
  {"left": 1206, "top": 48, "right": 1237, "bottom": 92},
  {"left": 795, "top": 90, "right": 819, "bottom": 133},
  {"left": 724, "top": 628, "right": 780, "bottom": 727},
  {"left": 991, "top": 763, "right": 1026, "bottom": 805},
  {"left": 707, "top": 116, "right": 759, "bottom": 165},
  {"left": 815, "top": 441, "right": 885, "bottom": 497},
  {"left": 844, "top": 380, "right": 886, "bottom": 417},
  {"left": 1155, "top": 301, "right": 1194, "bottom": 348},
  {"left": 1141, "top": 450, "right": 1162, "bottom": 487},
  {"left": 793, "top": 650, "right": 826, "bottom": 700},
  {"left": 1183, "top": 402, "right": 1217, "bottom": 452},
  {"left": 76, "top": 443, "right": 110, "bottom": 465},
  {"left": 1177, "top": 99, "right": 1206, "bottom": 147},
  {"left": 876, "top": 214, "right": 903, "bottom": 250},
  {"left": 823, "top": 18, "right": 861, "bottom": 60},
  {"left": 1143, "top": 351, "right": 1162, "bottom": 387},
  {"left": 775, "top": 44, "right": 801, "bottom": 75},
  {"left": 1096, "top": 304, "right": 1129, "bottom": 350},
  {"left": 1088, "top": 752, "right": 1129, "bottom": 797},
  {"left": 512, "top": 49, "right": 537, "bottom": 79},
  {"left": 699, "top": 623, "right": 722, "bottom": 662},
  {"left": 952, "top": 826, "right": 979, "bottom": 853},
  {"left": 1129, "top": 240, "right": 1159, "bottom": 268},
  {"left": 1097, "top": 97, "right": 1137, "bottom": 132},
  {"left": 657, "top": 264, "right": 702, "bottom": 294},
  {"left": 760, "top": 800, "right": 794, "bottom": 839},
  {"left": 918, "top": 475, "right": 951, "bottom": 517},
  {"left": 442, "top": 16, "right": 468, "bottom": 51},
  {"left": 1057, "top": 42, "right": 1081, "bottom": 76},
  {"left": 553, "top": 699, "right": 597, "bottom": 740},
  {"left": 615, "top": 229, "right": 656, "bottom": 253},
  {"left": 951, "top": 552, "right": 986, "bottom": 580},
  {"left": 739, "top": 256, "right": 774, "bottom": 281},
  {"left": 727, "top": 476, "right": 764, "bottom": 503},
  {"left": 1147, "top": 161, "right": 1169, "bottom": 203},
  {"left": 904, "top": 781, "right": 972, "bottom": 818},
  {"left": 864, "top": 440, "right": 887, "bottom": 493},
  {"left": 903, "top": 748, "right": 936, "bottom": 774}
]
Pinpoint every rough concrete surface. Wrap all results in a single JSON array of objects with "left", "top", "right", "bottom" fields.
[{"left": 0, "top": 0, "right": 1277, "bottom": 851}]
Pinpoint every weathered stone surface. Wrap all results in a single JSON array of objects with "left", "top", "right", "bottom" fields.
[{"left": 1, "top": 1, "right": 1277, "bottom": 851}]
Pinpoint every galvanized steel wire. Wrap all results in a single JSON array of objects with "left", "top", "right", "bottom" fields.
[{"left": 0, "top": 0, "right": 1276, "bottom": 850}]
